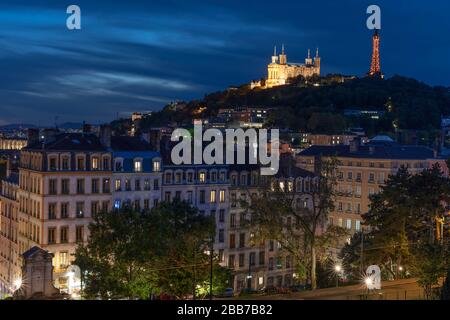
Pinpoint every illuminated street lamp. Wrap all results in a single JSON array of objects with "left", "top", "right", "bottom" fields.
[
  {"left": 334, "top": 264, "right": 343, "bottom": 288},
  {"left": 13, "top": 278, "right": 22, "bottom": 291}
]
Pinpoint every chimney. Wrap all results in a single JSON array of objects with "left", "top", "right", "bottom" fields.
[
  {"left": 149, "top": 129, "right": 162, "bottom": 152},
  {"left": 6, "top": 156, "right": 11, "bottom": 177},
  {"left": 99, "top": 125, "right": 112, "bottom": 148},
  {"left": 349, "top": 137, "right": 361, "bottom": 153},
  {"left": 27, "top": 128, "right": 40, "bottom": 147}
]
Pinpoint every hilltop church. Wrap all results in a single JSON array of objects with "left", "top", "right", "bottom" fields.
[{"left": 251, "top": 45, "right": 321, "bottom": 89}]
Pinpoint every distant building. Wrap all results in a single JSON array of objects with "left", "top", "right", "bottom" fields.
[
  {"left": 300, "top": 133, "right": 368, "bottom": 147},
  {"left": 344, "top": 109, "right": 386, "bottom": 120},
  {"left": 297, "top": 138, "right": 438, "bottom": 249},
  {"left": 0, "top": 136, "right": 27, "bottom": 151},
  {"left": 251, "top": 45, "right": 321, "bottom": 89}
]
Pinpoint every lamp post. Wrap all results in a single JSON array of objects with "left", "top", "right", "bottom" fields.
[
  {"left": 209, "top": 238, "right": 213, "bottom": 301},
  {"left": 334, "top": 264, "right": 342, "bottom": 288}
]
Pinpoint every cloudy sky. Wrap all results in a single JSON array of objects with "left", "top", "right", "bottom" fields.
[{"left": 0, "top": 0, "right": 449, "bottom": 126}]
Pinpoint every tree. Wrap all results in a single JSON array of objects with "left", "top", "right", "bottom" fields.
[
  {"left": 410, "top": 243, "right": 447, "bottom": 299},
  {"left": 243, "top": 157, "right": 346, "bottom": 290},
  {"left": 344, "top": 164, "right": 450, "bottom": 295},
  {"left": 441, "top": 269, "right": 450, "bottom": 300},
  {"left": 75, "top": 200, "right": 230, "bottom": 299}
]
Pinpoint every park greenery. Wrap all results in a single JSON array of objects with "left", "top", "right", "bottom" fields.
[{"left": 75, "top": 200, "right": 231, "bottom": 300}]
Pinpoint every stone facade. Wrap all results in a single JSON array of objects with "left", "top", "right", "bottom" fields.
[{"left": 252, "top": 46, "right": 321, "bottom": 89}]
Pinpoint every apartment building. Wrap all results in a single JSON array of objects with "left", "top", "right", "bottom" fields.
[
  {"left": 16, "top": 130, "right": 113, "bottom": 290},
  {"left": 297, "top": 137, "right": 437, "bottom": 238},
  {"left": 0, "top": 173, "right": 20, "bottom": 296},
  {"left": 110, "top": 135, "right": 162, "bottom": 211},
  {"left": 225, "top": 159, "right": 316, "bottom": 292}
]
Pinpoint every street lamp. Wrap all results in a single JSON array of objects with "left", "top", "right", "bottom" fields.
[
  {"left": 334, "top": 264, "right": 343, "bottom": 287},
  {"left": 13, "top": 278, "right": 22, "bottom": 291}
]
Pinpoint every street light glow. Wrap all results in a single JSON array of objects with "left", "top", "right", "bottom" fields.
[
  {"left": 13, "top": 278, "right": 22, "bottom": 290},
  {"left": 364, "top": 277, "right": 373, "bottom": 287},
  {"left": 334, "top": 264, "right": 342, "bottom": 272}
]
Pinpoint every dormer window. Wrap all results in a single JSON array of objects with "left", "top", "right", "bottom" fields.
[
  {"left": 114, "top": 159, "right": 123, "bottom": 172},
  {"left": 187, "top": 172, "right": 194, "bottom": 183},
  {"left": 61, "top": 157, "right": 69, "bottom": 170},
  {"left": 153, "top": 160, "right": 161, "bottom": 172},
  {"left": 103, "top": 156, "right": 110, "bottom": 170},
  {"left": 175, "top": 172, "right": 182, "bottom": 183},
  {"left": 77, "top": 156, "right": 85, "bottom": 170},
  {"left": 49, "top": 157, "right": 57, "bottom": 171},
  {"left": 165, "top": 172, "right": 172, "bottom": 184},
  {"left": 134, "top": 159, "right": 142, "bottom": 172},
  {"left": 211, "top": 171, "right": 217, "bottom": 182},
  {"left": 91, "top": 157, "right": 99, "bottom": 170}
]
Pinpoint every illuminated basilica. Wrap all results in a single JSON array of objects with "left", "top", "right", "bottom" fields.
[{"left": 251, "top": 45, "right": 321, "bottom": 89}]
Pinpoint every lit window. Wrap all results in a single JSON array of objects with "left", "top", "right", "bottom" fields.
[
  {"left": 199, "top": 172, "right": 206, "bottom": 183},
  {"left": 210, "top": 190, "right": 216, "bottom": 203},
  {"left": 91, "top": 157, "right": 99, "bottom": 170},
  {"left": 134, "top": 160, "right": 142, "bottom": 172},
  {"left": 346, "top": 219, "right": 352, "bottom": 230},
  {"left": 60, "top": 252, "right": 68, "bottom": 268},
  {"left": 287, "top": 181, "right": 293, "bottom": 192},
  {"left": 153, "top": 160, "right": 160, "bottom": 172},
  {"left": 115, "top": 179, "right": 121, "bottom": 191},
  {"left": 219, "top": 190, "right": 225, "bottom": 203}
]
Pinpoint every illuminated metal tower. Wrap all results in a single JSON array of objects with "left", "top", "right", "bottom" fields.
[{"left": 368, "top": 29, "right": 383, "bottom": 78}]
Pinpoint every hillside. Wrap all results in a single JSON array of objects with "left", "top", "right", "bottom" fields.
[{"left": 133, "top": 75, "right": 450, "bottom": 138}]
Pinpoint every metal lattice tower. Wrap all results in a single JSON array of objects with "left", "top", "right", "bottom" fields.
[{"left": 368, "top": 29, "right": 383, "bottom": 78}]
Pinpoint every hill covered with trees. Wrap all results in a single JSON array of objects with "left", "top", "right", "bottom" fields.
[{"left": 128, "top": 75, "right": 450, "bottom": 138}]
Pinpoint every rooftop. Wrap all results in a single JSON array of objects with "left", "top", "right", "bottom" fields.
[
  {"left": 297, "top": 143, "right": 435, "bottom": 160},
  {"left": 24, "top": 133, "right": 106, "bottom": 151}
]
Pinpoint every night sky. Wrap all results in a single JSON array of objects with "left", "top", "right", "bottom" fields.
[{"left": 0, "top": 0, "right": 449, "bottom": 126}]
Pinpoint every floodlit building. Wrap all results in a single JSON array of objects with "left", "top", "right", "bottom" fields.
[{"left": 251, "top": 46, "right": 321, "bottom": 89}]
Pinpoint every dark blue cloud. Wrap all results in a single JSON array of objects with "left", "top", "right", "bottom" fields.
[{"left": 0, "top": 0, "right": 449, "bottom": 125}]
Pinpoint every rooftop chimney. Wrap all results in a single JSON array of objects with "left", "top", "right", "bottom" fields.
[
  {"left": 349, "top": 137, "right": 361, "bottom": 153},
  {"left": 99, "top": 124, "right": 112, "bottom": 148},
  {"left": 149, "top": 129, "right": 162, "bottom": 152}
]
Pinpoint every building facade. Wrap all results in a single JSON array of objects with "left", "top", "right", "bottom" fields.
[
  {"left": 252, "top": 46, "right": 321, "bottom": 89},
  {"left": 0, "top": 174, "right": 20, "bottom": 297},
  {"left": 16, "top": 131, "right": 113, "bottom": 291},
  {"left": 110, "top": 136, "right": 162, "bottom": 211},
  {"left": 297, "top": 138, "right": 437, "bottom": 242}
]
